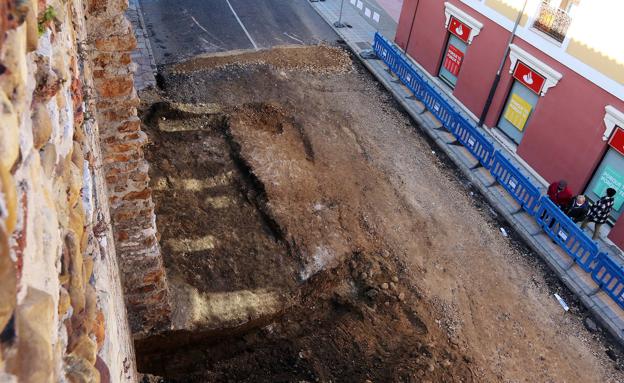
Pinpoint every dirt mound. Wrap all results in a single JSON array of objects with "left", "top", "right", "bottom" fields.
[{"left": 169, "top": 44, "right": 352, "bottom": 74}]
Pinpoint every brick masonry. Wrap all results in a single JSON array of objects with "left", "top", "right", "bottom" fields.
[{"left": 85, "top": 0, "right": 172, "bottom": 336}]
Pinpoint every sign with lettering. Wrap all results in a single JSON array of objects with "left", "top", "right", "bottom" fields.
[
  {"left": 448, "top": 17, "right": 471, "bottom": 43},
  {"left": 609, "top": 127, "right": 624, "bottom": 156},
  {"left": 443, "top": 44, "right": 464, "bottom": 76},
  {"left": 513, "top": 61, "right": 546, "bottom": 95},
  {"left": 592, "top": 164, "right": 624, "bottom": 210},
  {"left": 503, "top": 93, "right": 532, "bottom": 131}
]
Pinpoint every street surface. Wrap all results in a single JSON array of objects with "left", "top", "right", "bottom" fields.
[{"left": 139, "top": 0, "right": 338, "bottom": 64}]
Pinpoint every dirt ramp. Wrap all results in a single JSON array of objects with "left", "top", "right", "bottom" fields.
[{"left": 169, "top": 44, "right": 352, "bottom": 74}]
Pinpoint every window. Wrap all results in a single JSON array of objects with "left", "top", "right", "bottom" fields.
[
  {"left": 496, "top": 61, "right": 544, "bottom": 144},
  {"left": 439, "top": 33, "right": 467, "bottom": 88},
  {"left": 532, "top": 0, "right": 580, "bottom": 43},
  {"left": 585, "top": 141, "right": 624, "bottom": 222}
]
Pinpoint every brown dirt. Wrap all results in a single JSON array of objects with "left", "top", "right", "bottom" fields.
[{"left": 137, "top": 45, "right": 624, "bottom": 382}]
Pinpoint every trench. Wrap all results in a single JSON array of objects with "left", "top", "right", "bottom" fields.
[{"left": 134, "top": 99, "right": 467, "bottom": 382}]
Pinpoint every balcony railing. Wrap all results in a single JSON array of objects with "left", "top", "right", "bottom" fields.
[{"left": 532, "top": 1, "right": 572, "bottom": 43}]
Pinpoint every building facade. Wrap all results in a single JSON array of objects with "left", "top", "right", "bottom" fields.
[{"left": 395, "top": 0, "right": 624, "bottom": 248}]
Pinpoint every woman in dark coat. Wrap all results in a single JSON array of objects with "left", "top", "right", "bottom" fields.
[{"left": 581, "top": 188, "right": 616, "bottom": 239}]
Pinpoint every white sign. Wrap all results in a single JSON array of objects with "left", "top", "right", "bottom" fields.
[
  {"left": 508, "top": 179, "right": 517, "bottom": 189},
  {"left": 467, "top": 137, "right": 475, "bottom": 147},
  {"left": 373, "top": 12, "right": 380, "bottom": 22},
  {"left": 558, "top": 230, "right": 568, "bottom": 241},
  {"left": 364, "top": 8, "right": 372, "bottom": 17},
  {"left": 357, "top": 0, "right": 363, "bottom": 10},
  {"left": 350, "top": 0, "right": 356, "bottom": 4}
]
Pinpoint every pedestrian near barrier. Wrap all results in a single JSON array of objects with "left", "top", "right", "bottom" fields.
[
  {"left": 582, "top": 188, "right": 616, "bottom": 240},
  {"left": 565, "top": 195, "right": 590, "bottom": 223},
  {"left": 547, "top": 180, "right": 573, "bottom": 209}
]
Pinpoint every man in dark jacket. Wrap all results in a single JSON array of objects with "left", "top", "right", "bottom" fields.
[
  {"left": 547, "top": 180, "right": 573, "bottom": 209},
  {"left": 565, "top": 194, "right": 589, "bottom": 223},
  {"left": 581, "top": 188, "right": 617, "bottom": 239}
]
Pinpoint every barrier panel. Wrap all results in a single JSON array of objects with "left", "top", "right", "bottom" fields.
[
  {"left": 592, "top": 252, "right": 624, "bottom": 310},
  {"left": 490, "top": 151, "right": 541, "bottom": 215},
  {"left": 452, "top": 119, "right": 495, "bottom": 169},
  {"left": 373, "top": 33, "right": 399, "bottom": 72},
  {"left": 536, "top": 197, "right": 598, "bottom": 272}
]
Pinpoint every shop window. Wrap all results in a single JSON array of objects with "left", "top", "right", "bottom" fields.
[
  {"left": 586, "top": 128, "right": 624, "bottom": 221},
  {"left": 496, "top": 62, "right": 544, "bottom": 144},
  {"left": 439, "top": 33, "right": 467, "bottom": 88}
]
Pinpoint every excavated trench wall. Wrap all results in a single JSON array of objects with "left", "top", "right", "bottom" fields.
[{"left": 0, "top": 0, "right": 169, "bottom": 380}]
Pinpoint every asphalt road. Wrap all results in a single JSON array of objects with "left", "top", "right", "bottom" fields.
[{"left": 139, "top": 0, "right": 339, "bottom": 65}]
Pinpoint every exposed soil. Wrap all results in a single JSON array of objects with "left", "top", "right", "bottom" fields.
[{"left": 137, "top": 45, "right": 624, "bottom": 382}]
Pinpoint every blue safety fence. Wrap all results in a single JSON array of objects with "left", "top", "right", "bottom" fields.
[
  {"left": 490, "top": 151, "right": 541, "bottom": 215},
  {"left": 592, "top": 252, "right": 624, "bottom": 310},
  {"left": 372, "top": 32, "right": 624, "bottom": 313},
  {"left": 452, "top": 119, "right": 495, "bottom": 169},
  {"left": 536, "top": 197, "right": 599, "bottom": 272}
]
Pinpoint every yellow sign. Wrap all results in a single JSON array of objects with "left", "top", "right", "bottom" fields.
[{"left": 504, "top": 93, "right": 532, "bottom": 131}]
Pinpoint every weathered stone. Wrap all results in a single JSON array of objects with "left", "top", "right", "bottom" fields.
[
  {"left": 69, "top": 334, "right": 97, "bottom": 365},
  {"left": 93, "top": 310, "right": 105, "bottom": 350},
  {"left": 31, "top": 102, "right": 53, "bottom": 149},
  {"left": 94, "top": 33, "right": 136, "bottom": 52},
  {"left": 584, "top": 317, "right": 599, "bottom": 333},
  {"left": 13, "top": 287, "right": 55, "bottom": 382},
  {"left": 0, "top": 91, "right": 20, "bottom": 170},
  {"left": 58, "top": 287, "right": 71, "bottom": 318},
  {"left": 40, "top": 143, "right": 58, "bottom": 177},
  {"left": 0, "top": 163, "right": 18, "bottom": 232},
  {"left": 64, "top": 354, "right": 100, "bottom": 383},
  {"left": 0, "top": 219, "right": 16, "bottom": 332},
  {"left": 95, "top": 76, "right": 133, "bottom": 98},
  {"left": 66, "top": 232, "right": 85, "bottom": 316}
]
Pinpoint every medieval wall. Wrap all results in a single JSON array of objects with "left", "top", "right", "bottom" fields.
[{"left": 0, "top": 0, "right": 166, "bottom": 380}]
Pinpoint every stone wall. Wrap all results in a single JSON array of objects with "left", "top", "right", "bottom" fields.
[
  {"left": 85, "top": 0, "right": 171, "bottom": 337},
  {"left": 0, "top": 0, "right": 161, "bottom": 379}
]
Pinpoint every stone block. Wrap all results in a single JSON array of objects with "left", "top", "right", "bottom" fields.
[
  {"left": 94, "top": 33, "right": 136, "bottom": 52},
  {"left": 0, "top": 91, "right": 20, "bottom": 170},
  {"left": 31, "top": 102, "right": 53, "bottom": 150},
  {"left": 0, "top": 214, "right": 16, "bottom": 332},
  {"left": 64, "top": 354, "right": 100, "bottom": 383},
  {"left": 95, "top": 76, "right": 134, "bottom": 98},
  {"left": 13, "top": 287, "right": 55, "bottom": 383}
]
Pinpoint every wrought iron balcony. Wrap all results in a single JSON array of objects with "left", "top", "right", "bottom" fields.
[{"left": 532, "top": 1, "right": 572, "bottom": 43}]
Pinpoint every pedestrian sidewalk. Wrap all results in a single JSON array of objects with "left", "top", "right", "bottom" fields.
[
  {"left": 308, "top": 0, "right": 624, "bottom": 345},
  {"left": 126, "top": 0, "right": 156, "bottom": 91}
]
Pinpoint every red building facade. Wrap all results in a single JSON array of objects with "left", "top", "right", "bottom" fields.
[{"left": 395, "top": 0, "right": 624, "bottom": 247}]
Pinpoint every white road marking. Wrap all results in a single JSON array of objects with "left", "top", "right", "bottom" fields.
[
  {"left": 283, "top": 32, "right": 304, "bottom": 44},
  {"left": 190, "top": 15, "right": 210, "bottom": 34},
  {"left": 225, "top": 0, "right": 259, "bottom": 50}
]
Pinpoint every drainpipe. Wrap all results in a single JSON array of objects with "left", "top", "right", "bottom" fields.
[
  {"left": 478, "top": 0, "right": 529, "bottom": 127},
  {"left": 403, "top": 0, "right": 421, "bottom": 55}
]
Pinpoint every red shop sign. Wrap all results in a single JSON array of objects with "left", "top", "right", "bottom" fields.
[
  {"left": 609, "top": 127, "right": 624, "bottom": 156},
  {"left": 513, "top": 61, "right": 546, "bottom": 95},
  {"left": 443, "top": 44, "right": 464, "bottom": 76},
  {"left": 449, "top": 17, "right": 471, "bottom": 43}
]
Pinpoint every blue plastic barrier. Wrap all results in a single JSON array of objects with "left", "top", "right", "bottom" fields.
[
  {"left": 373, "top": 33, "right": 399, "bottom": 72},
  {"left": 536, "top": 197, "right": 598, "bottom": 272},
  {"left": 452, "top": 119, "right": 495, "bottom": 169},
  {"left": 490, "top": 151, "right": 541, "bottom": 215},
  {"left": 372, "top": 32, "right": 624, "bottom": 312},
  {"left": 592, "top": 252, "right": 624, "bottom": 310}
]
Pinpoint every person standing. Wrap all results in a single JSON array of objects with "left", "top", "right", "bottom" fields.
[
  {"left": 581, "top": 188, "right": 617, "bottom": 239},
  {"left": 565, "top": 195, "right": 589, "bottom": 223},
  {"left": 547, "top": 180, "right": 573, "bottom": 209}
]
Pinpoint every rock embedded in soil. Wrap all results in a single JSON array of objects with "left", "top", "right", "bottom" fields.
[
  {"left": 381, "top": 283, "right": 389, "bottom": 290},
  {"left": 584, "top": 317, "right": 598, "bottom": 333}
]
